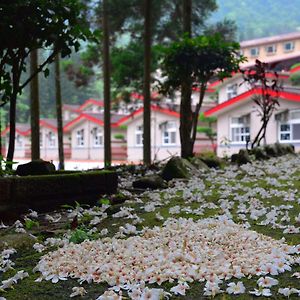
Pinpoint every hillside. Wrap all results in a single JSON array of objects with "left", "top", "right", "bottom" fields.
[{"left": 210, "top": 0, "right": 300, "bottom": 41}]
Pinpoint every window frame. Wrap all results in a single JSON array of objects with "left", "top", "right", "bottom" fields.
[
  {"left": 92, "top": 127, "right": 103, "bottom": 147},
  {"left": 265, "top": 44, "right": 276, "bottom": 55},
  {"left": 230, "top": 116, "right": 250, "bottom": 144},
  {"left": 48, "top": 131, "right": 56, "bottom": 148},
  {"left": 161, "top": 121, "right": 177, "bottom": 146},
  {"left": 76, "top": 129, "right": 85, "bottom": 147},
  {"left": 16, "top": 134, "right": 23, "bottom": 148},
  {"left": 278, "top": 109, "right": 300, "bottom": 142},
  {"left": 283, "top": 41, "right": 294, "bottom": 52},
  {"left": 226, "top": 83, "right": 238, "bottom": 100},
  {"left": 250, "top": 47, "right": 259, "bottom": 57},
  {"left": 135, "top": 125, "right": 143, "bottom": 146}
]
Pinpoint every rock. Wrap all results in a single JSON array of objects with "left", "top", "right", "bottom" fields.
[
  {"left": 281, "top": 143, "right": 295, "bottom": 154},
  {"left": 231, "top": 153, "right": 239, "bottom": 164},
  {"left": 231, "top": 149, "right": 251, "bottom": 165},
  {"left": 161, "top": 156, "right": 193, "bottom": 181},
  {"left": 189, "top": 157, "right": 209, "bottom": 171},
  {"left": 132, "top": 174, "right": 167, "bottom": 189},
  {"left": 274, "top": 143, "right": 286, "bottom": 156},
  {"left": 16, "top": 159, "right": 55, "bottom": 176},
  {"left": 251, "top": 147, "right": 269, "bottom": 160},
  {"left": 264, "top": 144, "right": 278, "bottom": 157},
  {"left": 0, "top": 233, "right": 36, "bottom": 251},
  {"left": 238, "top": 149, "right": 251, "bottom": 165},
  {"left": 199, "top": 156, "right": 223, "bottom": 168}
]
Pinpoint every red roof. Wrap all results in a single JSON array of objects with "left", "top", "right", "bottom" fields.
[
  {"left": 205, "top": 88, "right": 300, "bottom": 117},
  {"left": 114, "top": 105, "right": 180, "bottom": 126},
  {"left": 62, "top": 104, "right": 81, "bottom": 113},
  {"left": 63, "top": 112, "right": 128, "bottom": 132},
  {"left": 79, "top": 98, "right": 104, "bottom": 111},
  {"left": 1, "top": 123, "right": 31, "bottom": 137},
  {"left": 130, "top": 92, "right": 160, "bottom": 101}
]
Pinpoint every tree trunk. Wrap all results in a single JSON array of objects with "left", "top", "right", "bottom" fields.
[
  {"left": 180, "top": 0, "right": 193, "bottom": 158},
  {"left": 143, "top": 0, "right": 152, "bottom": 165},
  {"left": 55, "top": 54, "right": 65, "bottom": 170},
  {"left": 180, "top": 82, "right": 193, "bottom": 158},
  {"left": 102, "top": 0, "right": 111, "bottom": 167},
  {"left": 6, "top": 93, "right": 17, "bottom": 169},
  {"left": 190, "top": 83, "right": 206, "bottom": 155},
  {"left": 30, "top": 49, "right": 40, "bottom": 160},
  {"left": 6, "top": 58, "right": 21, "bottom": 169},
  {"left": 183, "top": 0, "right": 192, "bottom": 37}
]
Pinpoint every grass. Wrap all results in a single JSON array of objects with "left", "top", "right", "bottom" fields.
[{"left": 0, "top": 155, "right": 300, "bottom": 299}]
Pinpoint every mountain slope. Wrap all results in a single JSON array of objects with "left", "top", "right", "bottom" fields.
[{"left": 210, "top": 0, "right": 300, "bottom": 41}]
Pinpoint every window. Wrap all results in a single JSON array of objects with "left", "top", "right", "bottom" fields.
[
  {"left": 265, "top": 44, "right": 276, "bottom": 54},
  {"left": 162, "top": 121, "right": 177, "bottom": 145},
  {"left": 250, "top": 47, "right": 259, "bottom": 57},
  {"left": 16, "top": 134, "right": 22, "bottom": 148},
  {"left": 135, "top": 125, "right": 143, "bottom": 146},
  {"left": 230, "top": 115, "right": 250, "bottom": 143},
  {"left": 40, "top": 132, "right": 43, "bottom": 148},
  {"left": 279, "top": 124, "right": 291, "bottom": 141},
  {"left": 92, "top": 127, "right": 103, "bottom": 146},
  {"left": 48, "top": 131, "right": 56, "bottom": 147},
  {"left": 284, "top": 41, "right": 294, "bottom": 52},
  {"left": 76, "top": 129, "right": 84, "bottom": 146},
  {"left": 279, "top": 110, "right": 300, "bottom": 142},
  {"left": 226, "top": 83, "right": 238, "bottom": 99}
]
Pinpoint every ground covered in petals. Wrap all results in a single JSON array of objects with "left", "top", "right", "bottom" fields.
[{"left": 0, "top": 155, "right": 300, "bottom": 299}]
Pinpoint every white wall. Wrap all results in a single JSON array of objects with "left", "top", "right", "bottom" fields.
[
  {"left": 216, "top": 100, "right": 300, "bottom": 157},
  {"left": 126, "top": 111, "right": 181, "bottom": 163}
]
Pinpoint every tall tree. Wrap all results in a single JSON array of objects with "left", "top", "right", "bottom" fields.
[
  {"left": 179, "top": 0, "right": 193, "bottom": 158},
  {"left": 102, "top": 0, "right": 112, "bottom": 167},
  {"left": 143, "top": 0, "right": 152, "bottom": 165},
  {"left": 160, "top": 34, "right": 244, "bottom": 158},
  {"left": 55, "top": 54, "right": 65, "bottom": 170},
  {"left": 0, "top": 0, "right": 93, "bottom": 168},
  {"left": 30, "top": 49, "right": 40, "bottom": 160}
]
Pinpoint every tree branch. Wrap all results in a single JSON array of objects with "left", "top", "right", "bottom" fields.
[{"left": 19, "top": 48, "right": 59, "bottom": 92}]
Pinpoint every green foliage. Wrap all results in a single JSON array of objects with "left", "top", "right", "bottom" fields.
[
  {"left": 69, "top": 228, "right": 89, "bottom": 244},
  {"left": 24, "top": 219, "right": 39, "bottom": 230},
  {"left": 111, "top": 41, "right": 160, "bottom": 92},
  {"left": 159, "top": 34, "right": 245, "bottom": 95},
  {"left": 290, "top": 72, "right": 300, "bottom": 86},
  {"left": 291, "top": 62, "right": 300, "bottom": 69},
  {"left": 199, "top": 112, "right": 217, "bottom": 123},
  {"left": 197, "top": 126, "right": 216, "bottom": 137},
  {"left": 211, "top": 0, "right": 300, "bottom": 40},
  {"left": 0, "top": 0, "right": 95, "bottom": 106},
  {"left": 118, "top": 125, "right": 128, "bottom": 130},
  {"left": 0, "top": 154, "right": 17, "bottom": 176},
  {"left": 99, "top": 198, "right": 110, "bottom": 206},
  {"left": 113, "top": 133, "right": 125, "bottom": 140}
]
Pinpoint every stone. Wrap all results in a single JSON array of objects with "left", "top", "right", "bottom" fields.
[
  {"left": 161, "top": 156, "right": 192, "bottom": 181},
  {"left": 264, "top": 144, "right": 278, "bottom": 157},
  {"left": 133, "top": 174, "right": 167, "bottom": 189},
  {"left": 281, "top": 143, "right": 295, "bottom": 154},
  {"left": 0, "top": 233, "right": 36, "bottom": 251},
  {"left": 16, "top": 159, "right": 55, "bottom": 176},
  {"left": 189, "top": 157, "right": 209, "bottom": 171},
  {"left": 274, "top": 143, "right": 286, "bottom": 156},
  {"left": 231, "top": 149, "right": 251, "bottom": 165},
  {"left": 251, "top": 147, "right": 269, "bottom": 160},
  {"left": 199, "top": 156, "right": 223, "bottom": 168}
]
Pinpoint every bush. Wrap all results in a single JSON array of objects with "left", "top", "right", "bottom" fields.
[{"left": 290, "top": 72, "right": 300, "bottom": 86}]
